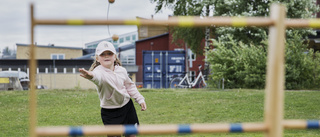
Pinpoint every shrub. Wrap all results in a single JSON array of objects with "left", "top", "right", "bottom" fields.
[
  {"left": 207, "top": 33, "right": 320, "bottom": 89},
  {"left": 285, "top": 33, "right": 320, "bottom": 89}
]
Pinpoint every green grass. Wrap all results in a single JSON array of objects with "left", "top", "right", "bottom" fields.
[{"left": 0, "top": 88, "right": 319, "bottom": 137}]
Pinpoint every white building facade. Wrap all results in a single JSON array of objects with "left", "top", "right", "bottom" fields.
[{"left": 85, "top": 31, "right": 138, "bottom": 49}]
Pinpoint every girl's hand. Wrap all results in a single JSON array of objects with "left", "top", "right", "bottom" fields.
[
  {"left": 140, "top": 102, "right": 147, "bottom": 111},
  {"left": 79, "top": 68, "right": 93, "bottom": 79}
]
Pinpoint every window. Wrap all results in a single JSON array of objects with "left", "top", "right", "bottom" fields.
[
  {"left": 113, "top": 44, "right": 118, "bottom": 49},
  {"left": 189, "top": 71, "right": 196, "bottom": 82},
  {"left": 174, "top": 48, "right": 184, "bottom": 51},
  {"left": 86, "top": 44, "right": 98, "bottom": 49},
  {"left": 126, "top": 36, "right": 130, "bottom": 41},
  {"left": 187, "top": 49, "right": 196, "bottom": 68},
  {"left": 132, "top": 35, "right": 136, "bottom": 41},
  {"left": 189, "top": 49, "right": 196, "bottom": 61},
  {"left": 139, "top": 27, "right": 148, "bottom": 37},
  {"left": 51, "top": 54, "right": 65, "bottom": 60},
  {"left": 119, "top": 38, "right": 124, "bottom": 43}
]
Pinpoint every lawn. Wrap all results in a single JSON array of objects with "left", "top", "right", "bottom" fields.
[{"left": 0, "top": 88, "right": 319, "bottom": 137}]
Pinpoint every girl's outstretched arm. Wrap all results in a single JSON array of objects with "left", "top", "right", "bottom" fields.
[{"left": 79, "top": 68, "right": 93, "bottom": 80}]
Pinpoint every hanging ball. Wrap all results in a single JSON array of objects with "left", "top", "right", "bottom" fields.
[
  {"left": 112, "top": 34, "right": 119, "bottom": 41},
  {"left": 108, "top": 0, "right": 115, "bottom": 3}
]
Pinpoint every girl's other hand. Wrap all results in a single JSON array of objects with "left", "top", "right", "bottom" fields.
[
  {"left": 140, "top": 102, "right": 147, "bottom": 111},
  {"left": 79, "top": 68, "right": 93, "bottom": 79}
]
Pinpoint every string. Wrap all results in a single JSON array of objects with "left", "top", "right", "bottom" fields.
[{"left": 107, "top": 2, "right": 111, "bottom": 36}]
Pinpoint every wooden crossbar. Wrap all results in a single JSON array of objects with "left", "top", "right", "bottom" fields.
[
  {"left": 284, "top": 120, "right": 320, "bottom": 129},
  {"left": 34, "top": 17, "right": 320, "bottom": 28},
  {"left": 36, "top": 120, "right": 320, "bottom": 136},
  {"left": 36, "top": 122, "right": 267, "bottom": 136},
  {"left": 34, "top": 17, "right": 273, "bottom": 27}
]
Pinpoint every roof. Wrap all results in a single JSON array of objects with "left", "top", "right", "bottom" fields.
[
  {"left": 75, "top": 43, "right": 136, "bottom": 60},
  {"left": 85, "top": 31, "right": 138, "bottom": 46},
  {"left": 16, "top": 43, "right": 83, "bottom": 50},
  {"left": 118, "top": 43, "right": 135, "bottom": 51},
  {"left": 74, "top": 53, "right": 95, "bottom": 60},
  {"left": 136, "top": 33, "right": 169, "bottom": 43}
]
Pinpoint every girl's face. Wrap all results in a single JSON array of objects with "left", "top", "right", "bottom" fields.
[{"left": 96, "top": 51, "right": 116, "bottom": 69}]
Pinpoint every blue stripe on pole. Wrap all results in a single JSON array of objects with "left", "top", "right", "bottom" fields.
[
  {"left": 230, "top": 124, "right": 243, "bottom": 132},
  {"left": 307, "top": 120, "right": 320, "bottom": 129},
  {"left": 178, "top": 125, "right": 191, "bottom": 133},
  {"left": 124, "top": 125, "right": 138, "bottom": 135},
  {"left": 69, "top": 126, "right": 83, "bottom": 136}
]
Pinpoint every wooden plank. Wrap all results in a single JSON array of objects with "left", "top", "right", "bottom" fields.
[{"left": 264, "top": 3, "right": 286, "bottom": 137}]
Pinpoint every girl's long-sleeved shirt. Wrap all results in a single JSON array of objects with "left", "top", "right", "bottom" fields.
[{"left": 90, "top": 65, "right": 145, "bottom": 109}]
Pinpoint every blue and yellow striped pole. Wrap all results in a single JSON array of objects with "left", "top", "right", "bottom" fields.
[
  {"left": 284, "top": 120, "right": 320, "bottom": 129},
  {"left": 36, "top": 120, "right": 319, "bottom": 136},
  {"left": 36, "top": 123, "right": 266, "bottom": 136}
]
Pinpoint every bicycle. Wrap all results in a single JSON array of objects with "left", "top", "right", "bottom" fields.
[{"left": 170, "top": 65, "right": 207, "bottom": 88}]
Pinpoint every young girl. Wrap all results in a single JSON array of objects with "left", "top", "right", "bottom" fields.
[{"left": 79, "top": 41, "right": 146, "bottom": 137}]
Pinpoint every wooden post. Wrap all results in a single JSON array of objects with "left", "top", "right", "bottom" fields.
[
  {"left": 264, "top": 4, "right": 286, "bottom": 137},
  {"left": 29, "top": 3, "right": 37, "bottom": 137}
]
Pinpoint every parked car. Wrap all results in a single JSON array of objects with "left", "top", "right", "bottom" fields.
[{"left": 0, "top": 71, "right": 30, "bottom": 90}]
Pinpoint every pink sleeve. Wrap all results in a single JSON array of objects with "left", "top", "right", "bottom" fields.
[
  {"left": 124, "top": 74, "right": 145, "bottom": 104},
  {"left": 90, "top": 70, "right": 101, "bottom": 87}
]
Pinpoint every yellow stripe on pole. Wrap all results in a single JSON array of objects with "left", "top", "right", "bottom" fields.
[
  {"left": 178, "top": 16, "right": 194, "bottom": 27},
  {"left": 124, "top": 19, "right": 141, "bottom": 26},
  {"left": 232, "top": 17, "right": 247, "bottom": 27},
  {"left": 309, "top": 19, "right": 320, "bottom": 28},
  {"left": 67, "top": 20, "right": 84, "bottom": 25}
]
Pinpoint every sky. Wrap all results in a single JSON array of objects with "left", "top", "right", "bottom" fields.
[{"left": 0, "top": 0, "right": 173, "bottom": 51}]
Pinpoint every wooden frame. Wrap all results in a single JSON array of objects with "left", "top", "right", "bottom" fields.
[{"left": 28, "top": 3, "right": 319, "bottom": 137}]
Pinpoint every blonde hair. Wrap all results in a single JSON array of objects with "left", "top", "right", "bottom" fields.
[{"left": 89, "top": 55, "right": 122, "bottom": 71}]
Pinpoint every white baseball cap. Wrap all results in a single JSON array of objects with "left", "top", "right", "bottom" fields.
[{"left": 95, "top": 41, "right": 117, "bottom": 55}]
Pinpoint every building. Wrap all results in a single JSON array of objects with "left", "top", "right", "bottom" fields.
[
  {"left": 82, "top": 20, "right": 172, "bottom": 87},
  {"left": 137, "top": 17, "right": 168, "bottom": 40},
  {"left": 16, "top": 43, "right": 83, "bottom": 59},
  {"left": 2, "top": 16, "right": 206, "bottom": 89},
  {"left": 77, "top": 44, "right": 140, "bottom": 85},
  {"left": 85, "top": 31, "right": 138, "bottom": 50},
  {"left": 134, "top": 32, "right": 206, "bottom": 86},
  {"left": 0, "top": 43, "right": 96, "bottom": 89}
]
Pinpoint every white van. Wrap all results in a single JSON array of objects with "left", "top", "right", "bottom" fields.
[{"left": 0, "top": 71, "right": 30, "bottom": 90}]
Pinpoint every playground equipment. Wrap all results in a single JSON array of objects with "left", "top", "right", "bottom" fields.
[{"left": 28, "top": 3, "right": 320, "bottom": 137}]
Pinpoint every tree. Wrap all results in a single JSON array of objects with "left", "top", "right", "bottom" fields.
[
  {"left": 151, "top": 0, "right": 320, "bottom": 89},
  {"left": 151, "top": 0, "right": 215, "bottom": 55},
  {"left": 2, "top": 46, "right": 12, "bottom": 55},
  {"left": 150, "top": 0, "right": 319, "bottom": 53}
]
